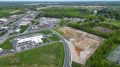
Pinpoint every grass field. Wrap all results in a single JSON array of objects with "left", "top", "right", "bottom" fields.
[
  {"left": 72, "top": 61, "right": 82, "bottom": 67},
  {"left": 49, "top": 34, "right": 60, "bottom": 41},
  {"left": 0, "top": 42, "right": 65, "bottom": 67},
  {"left": 101, "top": 20, "right": 120, "bottom": 28},
  {"left": 20, "top": 26, "right": 28, "bottom": 33},
  {"left": 40, "top": 30, "right": 52, "bottom": 34},
  {"left": 42, "top": 38, "right": 49, "bottom": 43},
  {"left": 0, "top": 8, "right": 24, "bottom": 18},
  {"left": 0, "top": 37, "right": 13, "bottom": 50}
]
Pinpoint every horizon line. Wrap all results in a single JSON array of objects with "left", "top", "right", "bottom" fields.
[{"left": 0, "top": 0, "right": 120, "bottom": 2}]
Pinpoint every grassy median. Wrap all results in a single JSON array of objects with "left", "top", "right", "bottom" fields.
[{"left": 0, "top": 37, "right": 13, "bottom": 50}]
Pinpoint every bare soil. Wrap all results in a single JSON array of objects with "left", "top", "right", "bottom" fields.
[{"left": 59, "top": 27, "right": 104, "bottom": 65}]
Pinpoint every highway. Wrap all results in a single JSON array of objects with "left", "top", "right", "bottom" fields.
[{"left": 51, "top": 30, "right": 71, "bottom": 67}]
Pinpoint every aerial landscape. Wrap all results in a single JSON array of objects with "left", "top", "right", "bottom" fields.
[{"left": 0, "top": 0, "right": 120, "bottom": 67}]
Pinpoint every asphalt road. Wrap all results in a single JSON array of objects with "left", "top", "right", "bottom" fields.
[
  {"left": 0, "top": 50, "right": 14, "bottom": 56},
  {"left": 51, "top": 30, "right": 71, "bottom": 67}
]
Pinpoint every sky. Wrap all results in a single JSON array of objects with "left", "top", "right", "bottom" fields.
[{"left": 0, "top": 0, "right": 120, "bottom": 1}]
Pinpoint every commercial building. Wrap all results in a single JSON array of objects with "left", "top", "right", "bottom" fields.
[{"left": 12, "top": 35, "right": 43, "bottom": 52}]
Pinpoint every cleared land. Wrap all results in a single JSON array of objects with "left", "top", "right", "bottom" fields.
[
  {"left": 59, "top": 27, "right": 104, "bottom": 64},
  {"left": 0, "top": 42, "right": 65, "bottom": 67},
  {"left": 93, "top": 26, "right": 113, "bottom": 33}
]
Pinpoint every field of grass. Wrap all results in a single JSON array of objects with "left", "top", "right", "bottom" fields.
[
  {"left": 20, "top": 26, "right": 28, "bottom": 33},
  {"left": 31, "top": 20, "right": 39, "bottom": 25},
  {"left": 49, "top": 34, "right": 60, "bottom": 41},
  {"left": 0, "top": 37, "right": 13, "bottom": 50},
  {"left": 42, "top": 38, "right": 49, "bottom": 43},
  {"left": 0, "top": 31, "right": 6, "bottom": 36},
  {"left": 0, "top": 42, "right": 65, "bottom": 67},
  {"left": 72, "top": 61, "right": 82, "bottom": 67},
  {"left": 0, "top": 7, "right": 25, "bottom": 18},
  {"left": 40, "top": 30, "right": 52, "bottom": 34},
  {"left": 101, "top": 20, "right": 120, "bottom": 28}
]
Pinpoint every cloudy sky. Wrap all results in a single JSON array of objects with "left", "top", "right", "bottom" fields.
[{"left": 0, "top": 0, "right": 120, "bottom": 1}]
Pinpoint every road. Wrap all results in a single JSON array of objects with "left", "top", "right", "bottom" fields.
[
  {"left": 9, "top": 28, "right": 49, "bottom": 38},
  {"left": 0, "top": 50, "right": 14, "bottom": 56},
  {"left": 51, "top": 30, "right": 71, "bottom": 67}
]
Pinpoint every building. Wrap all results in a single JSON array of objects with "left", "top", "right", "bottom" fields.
[
  {"left": 17, "top": 11, "right": 38, "bottom": 26},
  {"left": 12, "top": 35, "right": 43, "bottom": 52},
  {"left": 15, "top": 29, "right": 21, "bottom": 33},
  {"left": 93, "top": 10, "right": 97, "bottom": 14},
  {"left": 0, "top": 18, "right": 8, "bottom": 22},
  {"left": 18, "top": 18, "right": 32, "bottom": 26},
  {"left": 39, "top": 17, "right": 60, "bottom": 28}
]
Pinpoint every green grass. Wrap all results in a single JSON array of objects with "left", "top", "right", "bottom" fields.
[
  {"left": 86, "top": 34, "right": 120, "bottom": 67},
  {"left": 0, "top": 31, "right": 6, "bottom": 36},
  {"left": 49, "top": 34, "right": 60, "bottom": 41},
  {"left": 40, "top": 30, "right": 52, "bottom": 34},
  {"left": 42, "top": 38, "right": 49, "bottom": 43},
  {"left": 101, "top": 20, "right": 120, "bottom": 29},
  {"left": 32, "top": 20, "right": 39, "bottom": 25},
  {"left": 72, "top": 61, "right": 82, "bottom": 67},
  {"left": 0, "top": 37, "right": 13, "bottom": 50},
  {"left": 0, "top": 8, "right": 24, "bottom": 18},
  {"left": 20, "top": 26, "right": 28, "bottom": 33},
  {"left": 0, "top": 42, "right": 65, "bottom": 67}
]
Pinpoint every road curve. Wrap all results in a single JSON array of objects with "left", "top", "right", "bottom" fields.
[{"left": 51, "top": 30, "right": 71, "bottom": 67}]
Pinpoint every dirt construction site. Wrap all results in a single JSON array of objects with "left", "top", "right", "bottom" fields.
[{"left": 59, "top": 27, "right": 104, "bottom": 65}]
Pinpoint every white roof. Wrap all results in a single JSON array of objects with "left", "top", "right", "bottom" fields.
[
  {"left": 15, "top": 29, "right": 21, "bottom": 32},
  {"left": 0, "top": 18, "right": 8, "bottom": 22},
  {"left": 0, "top": 48, "right": 3, "bottom": 51},
  {"left": 17, "top": 35, "right": 43, "bottom": 43}
]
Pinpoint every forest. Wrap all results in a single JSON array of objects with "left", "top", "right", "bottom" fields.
[
  {"left": 38, "top": 7, "right": 97, "bottom": 19},
  {"left": 86, "top": 30, "right": 120, "bottom": 67}
]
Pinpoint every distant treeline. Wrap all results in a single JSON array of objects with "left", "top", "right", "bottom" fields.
[{"left": 37, "top": 7, "right": 97, "bottom": 19}]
